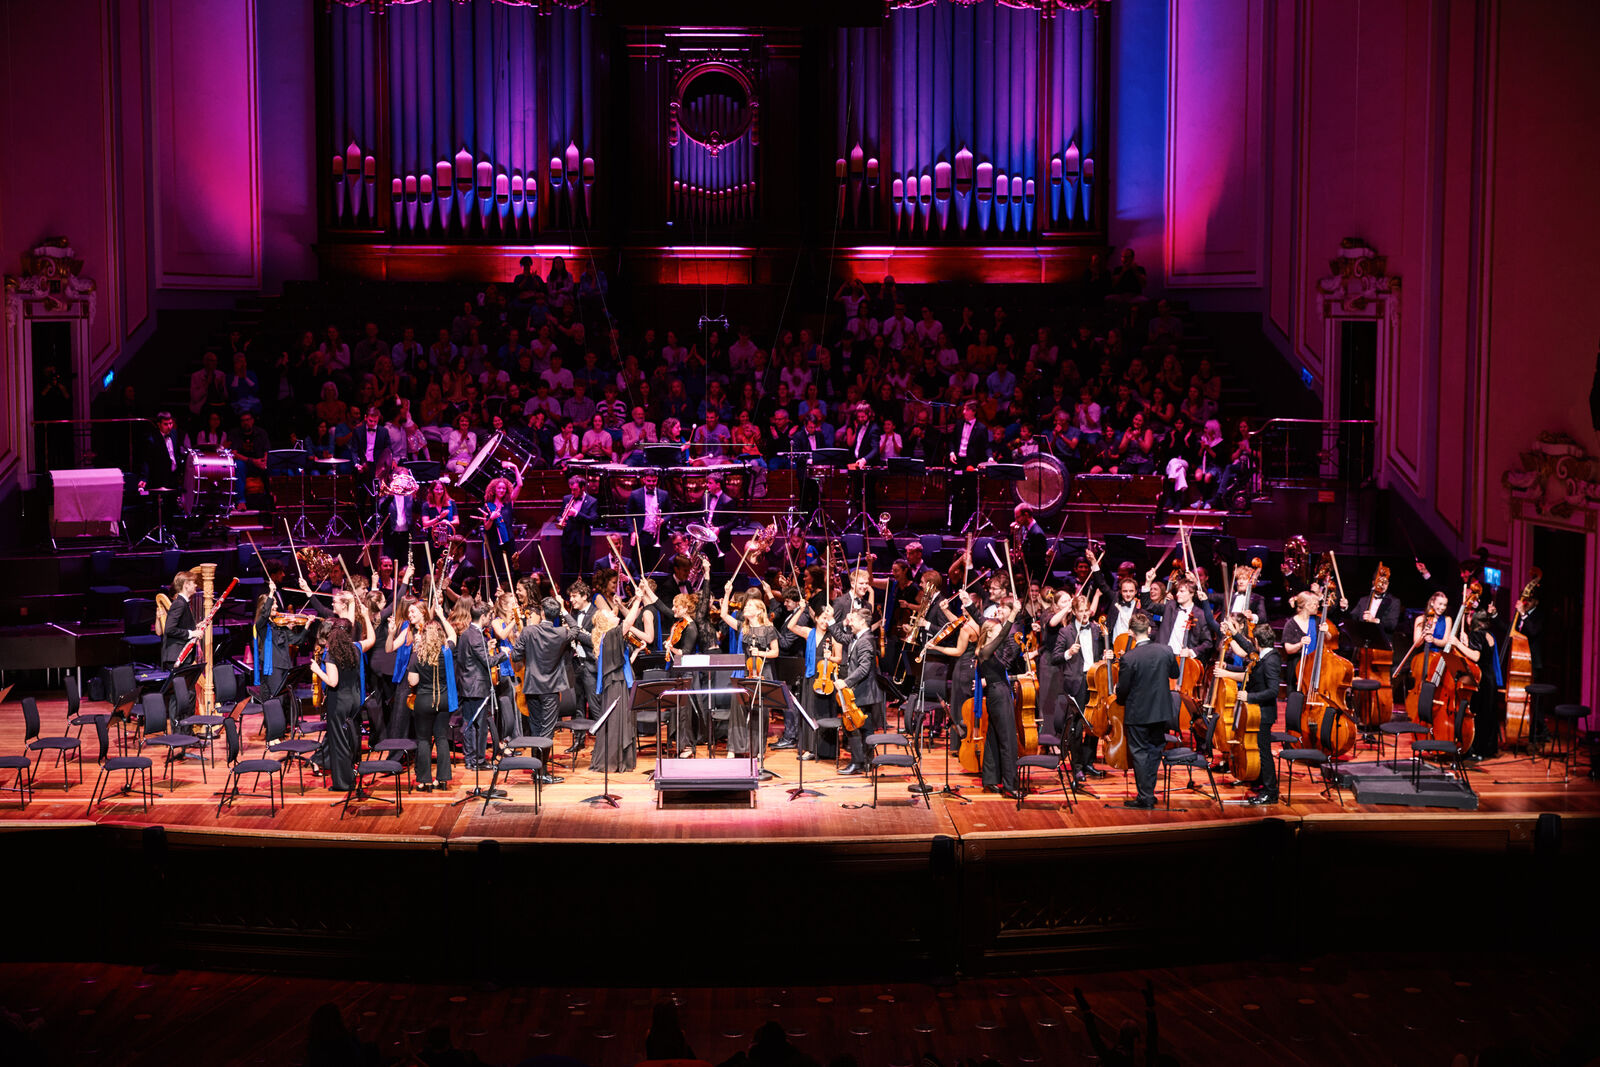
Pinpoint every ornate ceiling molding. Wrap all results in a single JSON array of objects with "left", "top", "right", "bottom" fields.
[
  {"left": 4, "top": 238, "right": 96, "bottom": 328},
  {"left": 1503, "top": 432, "right": 1600, "bottom": 520}
]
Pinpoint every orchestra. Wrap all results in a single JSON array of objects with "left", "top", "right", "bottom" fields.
[{"left": 116, "top": 425, "right": 1560, "bottom": 813}]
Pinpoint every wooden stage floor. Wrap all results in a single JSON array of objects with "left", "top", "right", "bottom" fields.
[{"left": 2, "top": 694, "right": 1597, "bottom": 843}]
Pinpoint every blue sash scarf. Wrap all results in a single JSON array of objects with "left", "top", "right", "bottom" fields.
[
  {"left": 391, "top": 622, "right": 412, "bottom": 683},
  {"left": 596, "top": 632, "right": 634, "bottom": 690},
  {"left": 442, "top": 646, "right": 459, "bottom": 713},
  {"left": 253, "top": 621, "right": 272, "bottom": 685},
  {"left": 804, "top": 628, "right": 818, "bottom": 678},
  {"left": 972, "top": 669, "right": 985, "bottom": 727},
  {"left": 487, "top": 502, "right": 511, "bottom": 546},
  {"left": 728, "top": 611, "right": 745, "bottom": 679}
]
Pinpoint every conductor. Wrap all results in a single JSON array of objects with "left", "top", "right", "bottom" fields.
[{"left": 1113, "top": 611, "right": 1179, "bottom": 809}]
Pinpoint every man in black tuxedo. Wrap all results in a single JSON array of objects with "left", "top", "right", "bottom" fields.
[
  {"left": 375, "top": 485, "right": 421, "bottom": 565},
  {"left": 838, "top": 607, "right": 885, "bottom": 776},
  {"left": 691, "top": 472, "right": 735, "bottom": 566},
  {"left": 454, "top": 601, "right": 500, "bottom": 771},
  {"left": 137, "top": 411, "right": 184, "bottom": 539},
  {"left": 1222, "top": 569, "right": 1272, "bottom": 628},
  {"left": 511, "top": 596, "right": 592, "bottom": 783},
  {"left": 948, "top": 399, "right": 989, "bottom": 528},
  {"left": 1010, "top": 504, "right": 1049, "bottom": 579},
  {"left": 1215, "top": 620, "right": 1283, "bottom": 804},
  {"left": 843, "top": 403, "right": 881, "bottom": 469},
  {"left": 563, "top": 579, "right": 600, "bottom": 746},
  {"left": 1154, "top": 580, "right": 1217, "bottom": 661},
  {"left": 1113, "top": 612, "right": 1180, "bottom": 807},
  {"left": 347, "top": 405, "right": 391, "bottom": 513},
  {"left": 557, "top": 473, "right": 599, "bottom": 583},
  {"left": 627, "top": 470, "right": 674, "bottom": 571},
  {"left": 161, "top": 570, "right": 201, "bottom": 667},
  {"left": 1350, "top": 567, "right": 1402, "bottom": 643},
  {"left": 1053, "top": 594, "right": 1111, "bottom": 783}
]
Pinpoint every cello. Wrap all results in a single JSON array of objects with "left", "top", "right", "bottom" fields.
[
  {"left": 1502, "top": 570, "right": 1540, "bottom": 748},
  {"left": 1204, "top": 627, "right": 1243, "bottom": 761},
  {"left": 1084, "top": 620, "right": 1128, "bottom": 770}
]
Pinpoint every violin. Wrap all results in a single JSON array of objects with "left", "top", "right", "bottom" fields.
[{"left": 669, "top": 617, "right": 689, "bottom": 651}]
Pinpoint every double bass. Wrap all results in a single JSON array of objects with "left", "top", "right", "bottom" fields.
[
  {"left": 1229, "top": 647, "right": 1264, "bottom": 782},
  {"left": 1409, "top": 583, "right": 1481, "bottom": 753},
  {"left": 1351, "top": 562, "right": 1397, "bottom": 726},
  {"left": 1203, "top": 632, "right": 1241, "bottom": 761},
  {"left": 1084, "top": 619, "right": 1128, "bottom": 770},
  {"left": 1298, "top": 573, "right": 1357, "bottom": 757},
  {"left": 1502, "top": 570, "right": 1540, "bottom": 748}
]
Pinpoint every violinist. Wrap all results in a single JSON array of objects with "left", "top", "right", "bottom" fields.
[
  {"left": 406, "top": 610, "right": 459, "bottom": 792},
  {"left": 564, "top": 579, "right": 600, "bottom": 747},
  {"left": 591, "top": 566, "right": 622, "bottom": 617},
  {"left": 250, "top": 579, "right": 318, "bottom": 701},
  {"left": 976, "top": 599, "right": 1024, "bottom": 798},
  {"left": 771, "top": 587, "right": 808, "bottom": 750},
  {"left": 1214, "top": 618, "right": 1282, "bottom": 805},
  {"left": 1053, "top": 593, "right": 1111, "bottom": 782},
  {"left": 385, "top": 594, "right": 428, "bottom": 740},
  {"left": 1155, "top": 580, "right": 1216, "bottom": 661},
  {"left": 839, "top": 607, "right": 886, "bottom": 777},
  {"left": 490, "top": 591, "right": 525, "bottom": 749},
  {"left": 785, "top": 603, "right": 841, "bottom": 762},
  {"left": 926, "top": 589, "right": 982, "bottom": 743},
  {"left": 310, "top": 612, "right": 376, "bottom": 793},
  {"left": 729, "top": 595, "right": 778, "bottom": 758}
]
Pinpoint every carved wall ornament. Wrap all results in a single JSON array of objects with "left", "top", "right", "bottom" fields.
[
  {"left": 4, "top": 237, "right": 97, "bottom": 328},
  {"left": 1502, "top": 431, "right": 1600, "bottom": 518},
  {"left": 1316, "top": 237, "right": 1399, "bottom": 319}
]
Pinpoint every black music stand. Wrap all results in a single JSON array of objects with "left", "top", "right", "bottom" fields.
[
  {"left": 450, "top": 692, "right": 509, "bottom": 807},
  {"left": 733, "top": 676, "right": 792, "bottom": 782},
  {"left": 783, "top": 686, "right": 822, "bottom": 799},
  {"left": 961, "top": 462, "right": 1024, "bottom": 536},
  {"left": 630, "top": 678, "right": 678, "bottom": 776},
  {"left": 644, "top": 444, "right": 686, "bottom": 469},
  {"left": 580, "top": 695, "right": 624, "bottom": 807},
  {"left": 138, "top": 487, "right": 180, "bottom": 549}
]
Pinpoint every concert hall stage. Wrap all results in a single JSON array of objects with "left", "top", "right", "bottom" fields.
[{"left": 1, "top": 695, "right": 1594, "bottom": 984}]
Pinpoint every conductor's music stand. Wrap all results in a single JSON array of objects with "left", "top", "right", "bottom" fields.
[{"left": 581, "top": 695, "right": 624, "bottom": 807}]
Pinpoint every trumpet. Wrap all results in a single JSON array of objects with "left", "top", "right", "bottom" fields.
[{"left": 874, "top": 512, "right": 893, "bottom": 540}]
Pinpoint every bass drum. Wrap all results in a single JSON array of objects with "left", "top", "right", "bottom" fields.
[
  {"left": 182, "top": 451, "right": 234, "bottom": 515},
  {"left": 457, "top": 431, "right": 543, "bottom": 501},
  {"left": 1015, "top": 453, "right": 1067, "bottom": 514}
]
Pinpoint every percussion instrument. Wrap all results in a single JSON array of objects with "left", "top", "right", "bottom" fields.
[
  {"left": 181, "top": 450, "right": 234, "bottom": 515},
  {"left": 667, "top": 464, "right": 746, "bottom": 503},
  {"left": 597, "top": 464, "right": 643, "bottom": 505},
  {"left": 457, "top": 431, "right": 541, "bottom": 499},
  {"left": 1015, "top": 453, "right": 1068, "bottom": 514}
]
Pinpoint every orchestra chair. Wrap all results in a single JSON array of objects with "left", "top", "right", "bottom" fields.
[
  {"left": 341, "top": 751, "right": 404, "bottom": 819},
  {"left": 1159, "top": 721, "right": 1222, "bottom": 811},
  {"left": 484, "top": 748, "right": 544, "bottom": 815},
  {"left": 1379, "top": 719, "right": 1430, "bottom": 771},
  {"left": 1547, "top": 705, "right": 1589, "bottom": 783},
  {"left": 215, "top": 717, "right": 284, "bottom": 817},
  {"left": 1409, "top": 733, "right": 1471, "bottom": 799},
  {"left": 371, "top": 729, "right": 418, "bottom": 794},
  {"left": 139, "top": 693, "right": 206, "bottom": 791},
  {"left": 120, "top": 598, "right": 163, "bottom": 665},
  {"left": 108, "top": 665, "right": 144, "bottom": 750},
  {"left": 1017, "top": 732, "right": 1076, "bottom": 811},
  {"left": 20, "top": 696, "right": 83, "bottom": 791},
  {"left": 1349, "top": 677, "right": 1382, "bottom": 748},
  {"left": 1275, "top": 742, "right": 1344, "bottom": 807},
  {"left": 85, "top": 715, "right": 152, "bottom": 814},
  {"left": 64, "top": 676, "right": 114, "bottom": 755},
  {"left": 0, "top": 721, "right": 34, "bottom": 808},
  {"left": 88, "top": 549, "right": 131, "bottom": 624},
  {"left": 262, "top": 698, "right": 319, "bottom": 794},
  {"left": 866, "top": 729, "right": 918, "bottom": 808},
  {"left": 179, "top": 669, "right": 235, "bottom": 767},
  {"left": 553, "top": 714, "right": 596, "bottom": 772},
  {"left": 1523, "top": 683, "right": 1558, "bottom": 752}
]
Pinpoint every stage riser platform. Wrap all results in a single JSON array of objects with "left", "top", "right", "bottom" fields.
[{"left": 3, "top": 815, "right": 1589, "bottom": 982}]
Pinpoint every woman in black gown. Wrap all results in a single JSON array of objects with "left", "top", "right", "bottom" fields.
[
  {"left": 405, "top": 610, "right": 459, "bottom": 792},
  {"left": 786, "top": 603, "right": 841, "bottom": 761},
  {"left": 588, "top": 583, "right": 655, "bottom": 773},
  {"left": 665, "top": 585, "right": 714, "bottom": 757},
  {"left": 730, "top": 594, "right": 779, "bottom": 757},
  {"left": 976, "top": 599, "right": 1023, "bottom": 797},
  {"left": 310, "top": 619, "right": 361, "bottom": 792}
]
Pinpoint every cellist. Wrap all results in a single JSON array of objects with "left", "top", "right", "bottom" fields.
[
  {"left": 1053, "top": 593, "right": 1111, "bottom": 783},
  {"left": 1214, "top": 617, "right": 1282, "bottom": 805}
]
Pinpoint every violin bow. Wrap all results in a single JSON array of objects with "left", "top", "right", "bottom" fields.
[{"left": 1328, "top": 549, "right": 1346, "bottom": 601}]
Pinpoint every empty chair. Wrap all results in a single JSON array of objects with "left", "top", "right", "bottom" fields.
[
  {"left": 262, "top": 698, "right": 319, "bottom": 794},
  {"left": 139, "top": 693, "right": 206, "bottom": 790},
  {"left": 216, "top": 718, "right": 284, "bottom": 817},
  {"left": 866, "top": 731, "right": 921, "bottom": 809},
  {"left": 484, "top": 749, "right": 544, "bottom": 815},
  {"left": 1017, "top": 732, "right": 1076, "bottom": 811},
  {"left": 86, "top": 715, "right": 154, "bottom": 814},
  {"left": 176, "top": 674, "right": 227, "bottom": 766},
  {"left": 22, "top": 696, "right": 82, "bottom": 791}
]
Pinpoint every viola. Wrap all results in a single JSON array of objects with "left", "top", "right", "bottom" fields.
[
  {"left": 812, "top": 658, "right": 839, "bottom": 696},
  {"left": 837, "top": 683, "right": 866, "bottom": 732}
]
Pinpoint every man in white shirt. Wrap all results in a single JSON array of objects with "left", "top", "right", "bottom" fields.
[
  {"left": 188, "top": 352, "right": 226, "bottom": 417},
  {"left": 729, "top": 328, "right": 760, "bottom": 374},
  {"left": 541, "top": 353, "right": 574, "bottom": 394},
  {"left": 621, "top": 407, "right": 657, "bottom": 462},
  {"left": 882, "top": 305, "right": 915, "bottom": 351}
]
